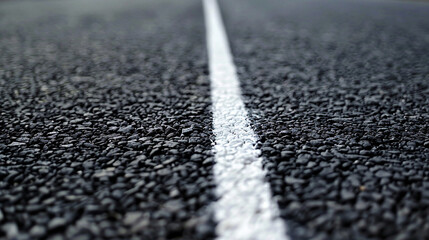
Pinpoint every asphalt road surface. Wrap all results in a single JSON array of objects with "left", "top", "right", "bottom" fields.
[{"left": 1, "top": 0, "right": 429, "bottom": 239}]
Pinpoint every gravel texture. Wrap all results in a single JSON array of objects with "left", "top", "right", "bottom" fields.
[
  {"left": 0, "top": 0, "right": 216, "bottom": 239},
  {"left": 221, "top": 0, "right": 429, "bottom": 239},
  {"left": 2, "top": 0, "right": 429, "bottom": 239}
]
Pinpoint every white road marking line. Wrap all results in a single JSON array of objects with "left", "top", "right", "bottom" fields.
[{"left": 203, "top": 0, "right": 289, "bottom": 239}]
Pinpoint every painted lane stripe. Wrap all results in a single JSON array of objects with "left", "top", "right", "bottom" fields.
[{"left": 203, "top": 0, "right": 289, "bottom": 239}]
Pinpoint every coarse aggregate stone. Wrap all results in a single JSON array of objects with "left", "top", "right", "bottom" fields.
[
  {"left": 221, "top": 0, "right": 429, "bottom": 239},
  {"left": 0, "top": 0, "right": 216, "bottom": 239}
]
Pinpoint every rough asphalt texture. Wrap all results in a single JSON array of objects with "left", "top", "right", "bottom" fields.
[
  {"left": 1, "top": 0, "right": 429, "bottom": 239},
  {"left": 220, "top": 0, "right": 429, "bottom": 239},
  {"left": 0, "top": 0, "right": 216, "bottom": 239}
]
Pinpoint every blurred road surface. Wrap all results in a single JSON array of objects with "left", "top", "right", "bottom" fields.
[{"left": 1, "top": 0, "right": 429, "bottom": 239}]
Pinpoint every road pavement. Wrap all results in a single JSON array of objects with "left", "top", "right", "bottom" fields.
[
  {"left": 1, "top": 0, "right": 429, "bottom": 239},
  {"left": 0, "top": 0, "right": 216, "bottom": 239},
  {"left": 220, "top": 0, "right": 429, "bottom": 239}
]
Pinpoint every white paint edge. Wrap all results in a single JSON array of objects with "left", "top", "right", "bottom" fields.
[{"left": 203, "top": 0, "right": 289, "bottom": 239}]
